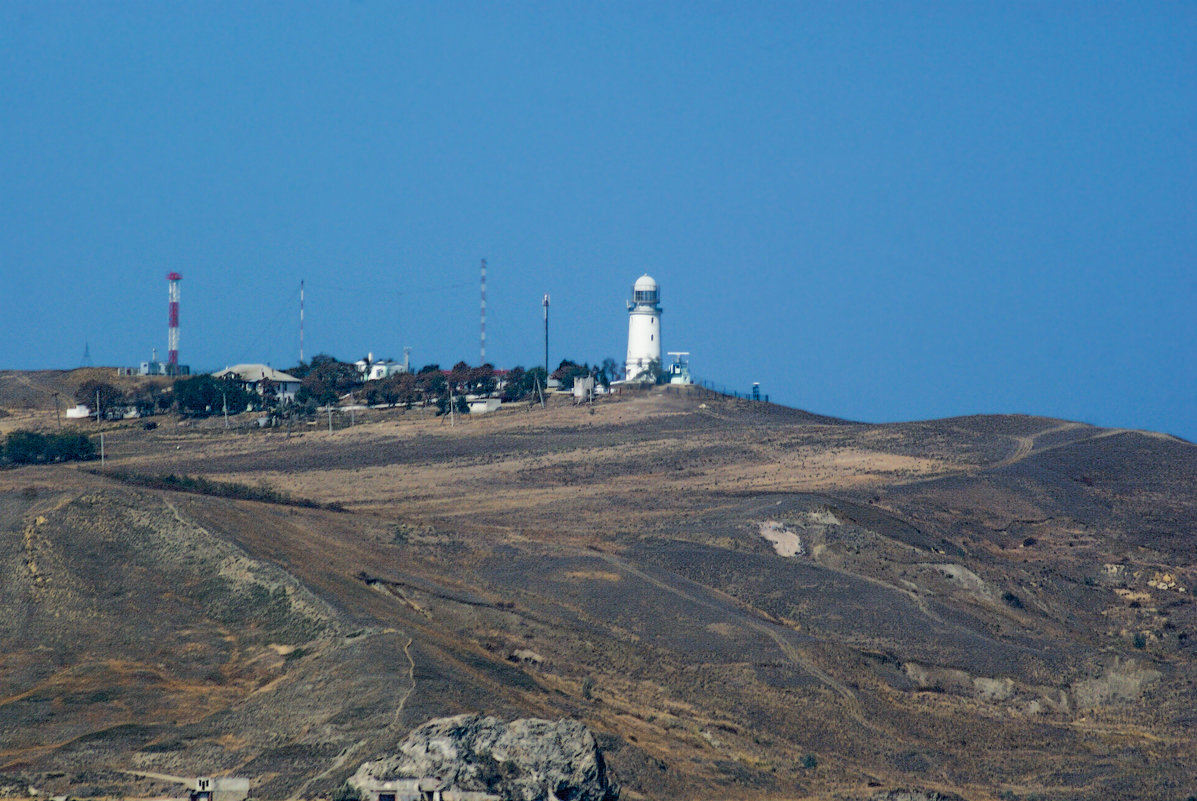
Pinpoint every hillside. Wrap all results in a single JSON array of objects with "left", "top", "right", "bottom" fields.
[{"left": 1, "top": 384, "right": 1194, "bottom": 801}]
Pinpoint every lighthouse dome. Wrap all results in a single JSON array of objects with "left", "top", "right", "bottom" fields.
[{"left": 631, "top": 274, "right": 660, "bottom": 306}]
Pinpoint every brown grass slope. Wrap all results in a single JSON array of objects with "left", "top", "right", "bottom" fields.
[{"left": 1, "top": 386, "right": 1194, "bottom": 801}]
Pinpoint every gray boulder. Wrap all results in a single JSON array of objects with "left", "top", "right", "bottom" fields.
[
  {"left": 351, "top": 714, "right": 619, "bottom": 801},
  {"left": 871, "top": 790, "right": 968, "bottom": 801}
]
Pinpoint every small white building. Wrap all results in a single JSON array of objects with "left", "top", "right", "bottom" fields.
[
  {"left": 356, "top": 352, "right": 409, "bottom": 381},
  {"left": 573, "top": 375, "right": 596, "bottom": 402},
  {"left": 666, "top": 351, "right": 692, "bottom": 385},
  {"left": 625, "top": 274, "right": 662, "bottom": 381},
  {"left": 65, "top": 404, "right": 92, "bottom": 419},
  {"left": 188, "top": 777, "right": 250, "bottom": 801},
  {"left": 211, "top": 364, "right": 302, "bottom": 402},
  {"left": 467, "top": 397, "right": 501, "bottom": 414}
]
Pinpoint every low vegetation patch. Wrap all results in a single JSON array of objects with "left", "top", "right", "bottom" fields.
[
  {"left": 93, "top": 469, "right": 344, "bottom": 511},
  {"left": 2, "top": 429, "right": 96, "bottom": 464}
]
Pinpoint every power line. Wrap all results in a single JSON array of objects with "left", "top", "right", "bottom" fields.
[
  {"left": 232, "top": 278, "right": 471, "bottom": 369},
  {"left": 236, "top": 284, "right": 302, "bottom": 366},
  {"left": 306, "top": 281, "right": 469, "bottom": 298}
]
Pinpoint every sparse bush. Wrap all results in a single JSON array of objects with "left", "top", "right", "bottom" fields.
[
  {"left": 94, "top": 470, "right": 340, "bottom": 510},
  {"left": 800, "top": 753, "right": 817, "bottom": 770},
  {"left": 1133, "top": 632, "right": 1148, "bottom": 649},
  {"left": 140, "top": 739, "right": 185, "bottom": 753},
  {"left": 581, "top": 676, "right": 595, "bottom": 700}
]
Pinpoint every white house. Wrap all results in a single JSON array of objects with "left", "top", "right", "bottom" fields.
[
  {"left": 211, "top": 364, "right": 302, "bottom": 403},
  {"left": 355, "top": 352, "right": 408, "bottom": 381}
]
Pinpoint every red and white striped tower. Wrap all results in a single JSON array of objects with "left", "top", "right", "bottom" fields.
[{"left": 167, "top": 272, "right": 182, "bottom": 368}]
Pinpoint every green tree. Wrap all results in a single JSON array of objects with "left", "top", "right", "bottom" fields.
[
  {"left": 46, "top": 432, "right": 96, "bottom": 461},
  {"left": 448, "top": 361, "right": 472, "bottom": 394},
  {"left": 4, "top": 431, "right": 48, "bottom": 463},
  {"left": 74, "top": 379, "right": 123, "bottom": 418},
  {"left": 434, "top": 394, "right": 469, "bottom": 416},
  {"left": 523, "top": 366, "right": 548, "bottom": 398},
  {"left": 174, "top": 375, "right": 219, "bottom": 415},
  {"left": 552, "top": 359, "right": 591, "bottom": 390},
  {"left": 297, "top": 354, "right": 360, "bottom": 405},
  {"left": 128, "top": 383, "right": 166, "bottom": 416},
  {"left": 2, "top": 431, "right": 95, "bottom": 464},
  {"left": 500, "top": 367, "right": 526, "bottom": 401},
  {"left": 372, "top": 372, "right": 417, "bottom": 407},
  {"left": 501, "top": 366, "right": 547, "bottom": 401},
  {"left": 467, "top": 363, "right": 497, "bottom": 395},
  {"left": 175, "top": 375, "right": 251, "bottom": 416},
  {"left": 416, "top": 368, "right": 446, "bottom": 401},
  {"left": 598, "top": 357, "right": 620, "bottom": 387}
]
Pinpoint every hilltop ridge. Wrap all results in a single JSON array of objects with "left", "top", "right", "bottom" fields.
[{"left": 1, "top": 383, "right": 1194, "bottom": 800}]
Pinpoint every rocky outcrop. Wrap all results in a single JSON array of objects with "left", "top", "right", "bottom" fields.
[
  {"left": 350, "top": 714, "right": 618, "bottom": 801},
  {"left": 870, "top": 790, "right": 968, "bottom": 801}
]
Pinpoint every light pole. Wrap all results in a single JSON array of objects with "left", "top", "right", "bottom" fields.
[{"left": 543, "top": 293, "right": 550, "bottom": 379}]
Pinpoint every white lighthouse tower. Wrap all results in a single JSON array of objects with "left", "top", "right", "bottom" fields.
[{"left": 625, "top": 274, "right": 662, "bottom": 381}]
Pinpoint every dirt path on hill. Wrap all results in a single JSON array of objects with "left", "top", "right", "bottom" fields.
[
  {"left": 989, "top": 422, "right": 1087, "bottom": 470},
  {"left": 593, "top": 552, "right": 885, "bottom": 736}
]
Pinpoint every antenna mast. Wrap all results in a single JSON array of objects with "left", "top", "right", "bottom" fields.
[
  {"left": 166, "top": 272, "right": 182, "bottom": 372},
  {"left": 480, "top": 259, "right": 487, "bottom": 364},
  {"left": 542, "top": 294, "right": 550, "bottom": 379},
  {"left": 299, "top": 280, "right": 305, "bottom": 364}
]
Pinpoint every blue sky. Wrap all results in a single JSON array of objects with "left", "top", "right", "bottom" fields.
[{"left": 2, "top": 2, "right": 1194, "bottom": 439}]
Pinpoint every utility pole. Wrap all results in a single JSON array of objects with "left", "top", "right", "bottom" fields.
[
  {"left": 100, "top": 432, "right": 105, "bottom": 466},
  {"left": 222, "top": 392, "right": 228, "bottom": 429},
  {"left": 327, "top": 408, "right": 333, "bottom": 434},
  {"left": 533, "top": 375, "right": 545, "bottom": 409},
  {"left": 96, "top": 389, "right": 101, "bottom": 424},
  {"left": 52, "top": 392, "right": 61, "bottom": 429},
  {"left": 543, "top": 293, "right": 550, "bottom": 379}
]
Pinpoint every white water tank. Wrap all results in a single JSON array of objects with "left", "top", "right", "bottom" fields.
[{"left": 625, "top": 274, "right": 662, "bottom": 381}]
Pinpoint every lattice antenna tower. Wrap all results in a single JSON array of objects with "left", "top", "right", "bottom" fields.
[{"left": 480, "top": 259, "right": 487, "bottom": 365}]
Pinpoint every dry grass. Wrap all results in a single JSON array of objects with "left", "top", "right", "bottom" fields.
[{"left": 0, "top": 385, "right": 1194, "bottom": 800}]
